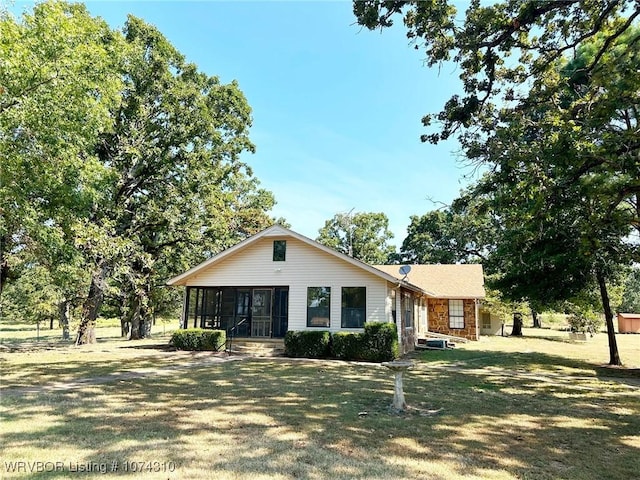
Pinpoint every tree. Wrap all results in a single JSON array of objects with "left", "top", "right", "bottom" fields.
[
  {"left": 316, "top": 211, "right": 396, "bottom": 264},
  {"left": 2, "top": 3, "right": 276, "bottom": 344},
  {"left": 0, "top": 1, "right": 122, "bottom": 297},
  {"left": 619, "top": 268, "right": 640, "bottom": 313},
  {"left": 1, "top": 265, "right": 60, "bottom": 332},
  {"left": 353, "top": 2, "right": 639, "bottom": 365},
  {"left": 75, "top": 15, "right": 275, "bottom": 342},
  {"left": 401, "top": 191, "right": 495, "bottom": 264},
  {"left": 353, "top": 0, "right": 638, "bottom": 143}
]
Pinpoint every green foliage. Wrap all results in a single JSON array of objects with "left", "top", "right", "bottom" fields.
[
  {"left": 353, "top": 1, "right": 637, "bottom": 144},
  {"left": 316, "top": 211, "right": 396, "bottom": 264},
  {"left": 330, "top": 332, "right": 362, "bottom": 360},
  {"left": 284, "top": 330, "right": 331, "bottom": 358},
  {"left": 567, "top": 314, "right": 602, "bottom": 335},
  {"left": 360, "top": 322, "right": 399, "bottom": 362},
  {"left": 0, "top": 0, "right": 123, "bottom": 296},
  {"left": 619, "top": 268, "right": 640, "bottom": 313},
  {"left": 1, "top": 2, "right": 277, "bottom": 343},
  {"left": 170, "top": 328, "right": 226, "bottom": 351},
  {"left": 331, "top": 323, "right": 399, "bottom": 362},
  {"left": 401, "top": 190, "right": 495, "bottom": 264},
  {"left": 1, "top": 265, "right": 60, "bottom": 325},
  {"left": 356, "top": 2, "right": 638, "bottom": 364}
]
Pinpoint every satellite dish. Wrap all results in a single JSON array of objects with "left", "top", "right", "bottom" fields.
[{"left": 399, "top": 265, "right": 411, "bottom": 276}]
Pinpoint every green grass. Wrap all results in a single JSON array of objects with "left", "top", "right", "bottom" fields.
[{"left": 1, "top": 325, "right": 639, "bottom": 479}]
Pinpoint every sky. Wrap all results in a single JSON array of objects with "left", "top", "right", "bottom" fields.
[{"left": 15, "top": 0, "right": 479, "bottom": 245}]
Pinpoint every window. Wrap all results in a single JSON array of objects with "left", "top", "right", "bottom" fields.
[
  {"left": 449, "top": 299, "right": 465, "bottom": 329},
  {"left": 482, "top": 311, "right": 491, "bottom": 329},
  {"left": 307, "top": 287, "right": 331, "bottom": 327},
  {"left": 341, "top": 287, "right": 366, "bottom": 328},
  {"left": 273, "top": 240, "right": 286, "bottom": 261},
  {"left": 402, "top": 292, "right": 414, "bottom": 328}
]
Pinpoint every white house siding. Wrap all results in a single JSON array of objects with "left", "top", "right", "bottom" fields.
[
  {"left": 480, "top": 309, "right": 504, "bottom": 336},
  {"left": 184, "top": 236, "right": 389, "bottom": 332}
]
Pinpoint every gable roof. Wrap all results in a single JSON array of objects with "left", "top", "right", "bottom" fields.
[
  {"left": 373, "top": 264, "right": 486, "bottom": 299},
  {"left": 166, "top": 225, "right": 426, "bottom": 293}
]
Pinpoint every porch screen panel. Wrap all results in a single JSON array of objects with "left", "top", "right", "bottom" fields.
[
  {"left": 273, "top": 287, "right": 289, "bottom": 338},
  {"left": 200, "top": 288, "right": 219, "bottom": 329},
  {"left": 220, "top": 288, "right": 236, "bottom": 335},
  {"left": 194, "top": 288, "right": 203, "bottom": 328},
  {"left": 235, "top": 289, "right": 251, "bottom": 337},
  {"left": 185, "top": 287, "right": 198, "bottom": 329}
]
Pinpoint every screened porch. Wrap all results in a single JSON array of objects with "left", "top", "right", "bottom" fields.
[{"left": 183, "top": 286, "right": 289, "bottom": 338}]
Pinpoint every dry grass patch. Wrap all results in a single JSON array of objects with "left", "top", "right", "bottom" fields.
[{"left": 1, "top": 328, "right": 639, "bottom": 479}]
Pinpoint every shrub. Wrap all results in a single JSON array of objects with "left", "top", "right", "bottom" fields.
[
  {"left": 285, "top": 323, "right": 399, "bottom": 362},
  {"left": 171, "top": 328, "right": 226, "bottom": 351},
  {"left": 331, "top": 323, "right": 399, "bottom": 362},
  {"left": 331, "top": 331, "right": 363, "bottom": 360},
  {"left": 567, "top": 314, "right": 602, "bottom": 335},
  {"left": 361, "top": 322, "right": 399, "bottom": 362},
  {"left": 284, "top": 330, "right": 331, "bottom": 358}
]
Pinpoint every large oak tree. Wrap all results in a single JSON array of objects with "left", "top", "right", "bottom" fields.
[
  {"left": 354, "top": 1, "right": 640, "bottom": 364},
  {"left": 1, "top": 2, "right": 276, "bottom": 343}
]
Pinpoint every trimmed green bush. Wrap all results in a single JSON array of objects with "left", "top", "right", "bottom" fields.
[
  {"left": 330, "top": 323, "right": 399, "bottom": 362},
  {"left": 361, "top": 322, "right": 399, "bottom": 362},
  {"left": 170, "top": 328, "right": 226, "bottom": 351},
  {"left": 331, "top": 331, "right": 363, "bottom": 360},
  {"left": 284, "top": 330, "right": 331, "bottom": 358}
]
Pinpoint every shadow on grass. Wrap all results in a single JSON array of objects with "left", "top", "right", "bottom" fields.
[
  {"left": 415, "top": 346, "right": 640, "bottom": 387},
  {"left": 120, "top": 343, "right": 177, "bottom": 351},
  {"left": 2, "top": 346, "right": 640, "bottom": 480}
]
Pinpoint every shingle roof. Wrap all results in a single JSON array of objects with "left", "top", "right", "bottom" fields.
[{"left": 373, "top": 264, "right": 486, "bottom": 299}]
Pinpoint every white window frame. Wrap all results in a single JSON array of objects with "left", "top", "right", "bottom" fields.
[{"left": 449, "top": 299, "right": 465, "bottom": 329}]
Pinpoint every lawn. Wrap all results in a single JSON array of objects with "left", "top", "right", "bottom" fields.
[{"left": 1, "top": 325, "right": 639, "bottom": 479}]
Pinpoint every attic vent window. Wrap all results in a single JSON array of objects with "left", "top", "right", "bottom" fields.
[{"left": 273, "top": 240, "right": 286, "bottom": 261}]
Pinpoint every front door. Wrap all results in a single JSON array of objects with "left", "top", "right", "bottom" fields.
[{"left": 251, "top": 289, "right": 272, "bottom": 337}]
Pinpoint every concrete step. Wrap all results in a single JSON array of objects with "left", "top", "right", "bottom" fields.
[{"left": 227, "top": 339, "right": 285, "bottom": 357}]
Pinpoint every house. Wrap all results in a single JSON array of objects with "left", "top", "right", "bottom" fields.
[
  {"left": 374, "top": 264, "right": 490, "bottom": 340},
  {"left": 167, "top": 225, "right": 488, "bottom": 353}
]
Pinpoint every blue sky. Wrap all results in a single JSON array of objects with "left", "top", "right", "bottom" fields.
[{"left": 16, "top": 0, "right": 479, "bottom": 245}]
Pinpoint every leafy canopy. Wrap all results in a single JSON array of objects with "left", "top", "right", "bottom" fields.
[{"left": 316, "top": 211, "right": 396, "bottom": 264}]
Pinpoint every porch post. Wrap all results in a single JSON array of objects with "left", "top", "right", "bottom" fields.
[
  {"left": 396, "top": 287, "right": 403, "bottom": 354},
  {"left": 474, "top": 299, "right": 480, "bottom": 340},
  {"left": 181, "top": 288, "right": 188, "bottom": 329}
]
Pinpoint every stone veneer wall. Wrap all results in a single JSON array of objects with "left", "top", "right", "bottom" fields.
[{"left": 427, "top": 298, "right": 478, "bottom": 341}]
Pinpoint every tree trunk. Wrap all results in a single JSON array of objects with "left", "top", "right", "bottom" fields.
[
  {"left": 596, "top": 270, "right": 622, "bottom": 366},
  {"left": 0, "top": 233, "right": 9, "bottom": 295},
  {"left": 128, "top": 278, "right": 153, "bottom": 340},
  {"left": 511, "top": 312, "right": 523, "bottom": 336},
  {"left": 76, "top": 263, "right": 108, "bottom": 345},
  {"left": 121, "top": 316, "right": 131, "bottom": 337},
  {"left": 120, "top": 297, "right": 132, "bottom": 337},
  {"left": 50, "top": 316, "right": 54, "bottom": 330},
  {"left": 531, "top": 309, "right": 541, "bottom": 328},
  {"left": 59, "top": 300, "right": 71, "bottom": 340},
  {"left": 129, "top": 292, "right": 152, "bottom": 340}
]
